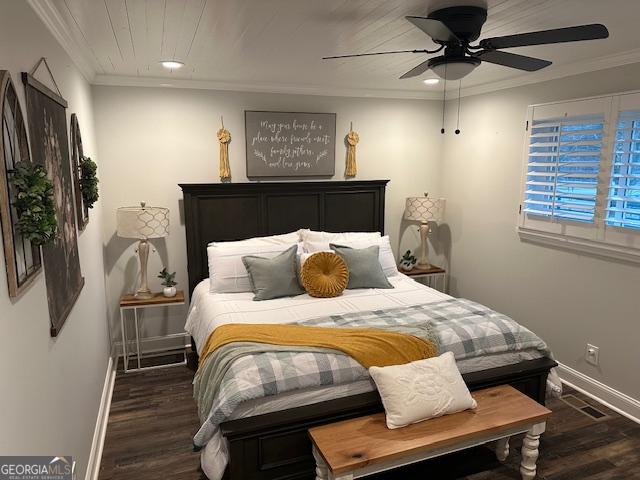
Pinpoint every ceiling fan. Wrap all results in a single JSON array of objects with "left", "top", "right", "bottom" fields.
[{"left": 323, "top": 6, "right": 609, "bottom": 81}]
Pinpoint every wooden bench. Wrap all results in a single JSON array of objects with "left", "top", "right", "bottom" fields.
[{"left": 309, "top": 385, "right": 551, "bottom": 480}]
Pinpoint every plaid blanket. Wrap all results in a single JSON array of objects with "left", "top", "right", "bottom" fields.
[{"left": 193, "top": 298, "right": 551, "bottom": 449}]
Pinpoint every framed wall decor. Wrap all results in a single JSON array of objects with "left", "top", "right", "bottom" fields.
[
  {"left": 245, "top": 111, "right": 336, "bottom": 177},
  {"left": 22, "top": 68, "right": 84, "bottom": 337},
  {"left": 0, "top": 70, "right": 42, "bottom": 297},
  {"left": 70, "top": 114, "right": 88, "bottom": 230}
]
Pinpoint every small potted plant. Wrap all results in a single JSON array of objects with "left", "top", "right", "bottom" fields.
[
  {"left": 399, "top": 250, "right": 417, "bottom": 272},
  {"left": 158, "top": 268, "right": 177, "bottom": 297}
]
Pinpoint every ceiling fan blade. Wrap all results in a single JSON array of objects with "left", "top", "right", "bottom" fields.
[
  {"left": 323, "top": 49, "right": 428, "bottom": 60},
  {"left": 399, "top": 59, "right": 432, "bottom": 79},
  {"left": 479, "top": 24, "right": 609, "bottom": 50},
  {"left": 475, "top": 50, "right": 552, "bottom": 71},
  {"left": 406, "top": 16, "right": 459, "bottom": 42}
]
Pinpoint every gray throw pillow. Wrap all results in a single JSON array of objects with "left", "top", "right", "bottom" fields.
[
  {"left": 242, "top": 245, "right": 305, "bottom": 301},
  {"left": 330, "top": 244, "right": 393, "bottom": 290}
]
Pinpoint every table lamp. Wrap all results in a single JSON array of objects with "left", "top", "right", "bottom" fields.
[
  {"left": 116, "top": 202, "right": 170, "bottom": 299},
  {"left": 404, "top": 193, "right": 445, "bottom": 268}
]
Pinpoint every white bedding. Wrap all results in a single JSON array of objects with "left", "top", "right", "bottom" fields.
[
  {"left": 186, "top": 273, "right": 450, "bottom": 353},
  {"left": 185, "top": 275, "right": 551, "bottom": 479}
]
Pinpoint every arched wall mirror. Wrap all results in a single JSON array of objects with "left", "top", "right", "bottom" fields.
[
  {"left": 70, "top": 113, "right": 88, "bottom": 230},
  {"left": 0, "top": 70, "right": 42, "bottom": 297}
]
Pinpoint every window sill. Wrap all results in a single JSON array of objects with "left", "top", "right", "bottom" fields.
[{"left": 517, "top": 227, "right": 640, "bottom": 265}]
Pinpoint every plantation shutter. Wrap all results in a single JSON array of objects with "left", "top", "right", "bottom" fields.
[
  {"left": 606, "top": 109, "right": 640, "bottom": 230},
  {"left": 524, "top": 114, "right": 604, "bottom": 222},
  {"left": 519, "top": 97, "right": 611, "bottom": 239},
  {"left": 519, "top": 94, "right": 640, "bottom": 260}
]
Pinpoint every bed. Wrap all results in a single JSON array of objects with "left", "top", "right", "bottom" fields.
[{"left": 180, "top": 180, "right": 558, "bottom": 480}]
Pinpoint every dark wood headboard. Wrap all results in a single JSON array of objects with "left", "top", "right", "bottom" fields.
[{"left": 179, "top": 180, "right": 389, "bottom": 295}]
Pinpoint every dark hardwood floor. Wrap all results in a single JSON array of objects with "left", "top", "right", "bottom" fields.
[{"left": 99, "top": 360, "right": 640, "bottom": 480}]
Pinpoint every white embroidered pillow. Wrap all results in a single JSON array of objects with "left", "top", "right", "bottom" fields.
[{"left": 369, "top": 351, "right": 477, "bottom": 429}]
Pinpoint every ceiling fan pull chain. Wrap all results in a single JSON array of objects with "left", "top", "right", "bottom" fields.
[
  {"left": 455, "top": 80, "right": 462, "bottom": 135},
  {"left": 441, "top": 63, "right": 447, "bottom": 134}
]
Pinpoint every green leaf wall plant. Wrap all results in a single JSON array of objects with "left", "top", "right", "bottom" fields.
[
  {"left": 79, "top": 156, "right": 99, "bottom": 208},
  {"left": 10, "top": 161, "right": 57, "bottom": 245}
]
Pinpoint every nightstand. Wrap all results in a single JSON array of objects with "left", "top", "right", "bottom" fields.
[
  {"left": 402, "top": 265, "right": 448, "bottom": 293},
  {"left": 119, "top": 291, "right": 188, "bottom": 373}
]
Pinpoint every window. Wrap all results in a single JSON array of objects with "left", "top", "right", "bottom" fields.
[
  {"left": 607, "top": 110, "right": 640, "bottom": 230},
  {"left": 524, "top": 114, "right": 603, "bottom": 223},
  {"left": 518, "top": 93, "right": 640, "bottom": 262}
]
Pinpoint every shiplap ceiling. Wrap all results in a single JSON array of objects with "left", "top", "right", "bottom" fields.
[{"left": 37, "top": 0, "right": 640, "bottom": 98}]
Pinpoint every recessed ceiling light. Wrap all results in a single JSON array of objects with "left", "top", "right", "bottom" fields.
[
  {"left": 159, "top": 83, "right": 173, "bottom": 87},
  {"left": 160, "top": 60, "right": 184, "bottom": 70},
  {"left": 423, "top": 78, "right": 440, "bottom": 85}
]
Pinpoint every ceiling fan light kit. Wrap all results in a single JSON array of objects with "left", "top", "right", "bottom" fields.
[{"left": 430, "top": 55, "right": 480, "bottom": 80}]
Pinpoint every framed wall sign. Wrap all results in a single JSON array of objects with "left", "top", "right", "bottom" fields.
[
  {"left": 23, "top": 70, "right": 84, "bottom": 336},
  {"left": 245, "top": 111, "right": 336, "bottom": 177}
]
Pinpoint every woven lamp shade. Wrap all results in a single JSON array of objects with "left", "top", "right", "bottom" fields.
[
  {"left": 301, "top": 252, "right": 349, "bottom": 298},
  {"left": 404, "top": 195, "right": 445, "bottom": 223},
  {"left": 116, "top": 203, "right": 170, "bottom": 239}
]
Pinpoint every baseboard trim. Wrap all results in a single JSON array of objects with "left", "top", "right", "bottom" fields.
[
  {"left": 85, "top": 354, "right": 117, "bottom": 480},
  {"left": 557, "top": 362, "right": 640, "bottom": 425}
]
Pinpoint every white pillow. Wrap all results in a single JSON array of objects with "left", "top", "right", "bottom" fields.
[
  {"left": 209, "top": 230, "right": 301, "bottom": 247},
  {"left": 208, "top": 242, "right": 302, "bottom": 293},
  {"left": 299, "top": 229, "right": 381, "bottom": 243},
  {"left": 298, "top": 251, "right": 331, "bottom": 268},
  {"left": 304, "top": 235, "right": 398, "bottom": 277},
  {"left": 369, "top": 352, "right": 477, "bottom": 429}
]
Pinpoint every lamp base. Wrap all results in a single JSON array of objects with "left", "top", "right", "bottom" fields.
[
  {"left": 417, "top": 261, "right": 432, "bottom": 269},
  {"left": 136, "top": 239, "right": 153, "bottom": 300},
  {"left": 135, "top": 288, "right": 153, "bottom": 299},
  {"left": 418, "top": 222, "right": 431, "bottom": 269}
]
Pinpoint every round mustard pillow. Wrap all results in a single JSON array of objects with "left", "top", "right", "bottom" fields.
[{"left": 301, "top": 252, "right": 349, "bottom": 298}]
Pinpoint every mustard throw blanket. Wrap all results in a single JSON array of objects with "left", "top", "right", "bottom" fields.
[{"left": 199, "top": 323, "right": 438, "bottom": 370}]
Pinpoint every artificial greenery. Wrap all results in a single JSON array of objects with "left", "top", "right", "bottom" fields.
[
  {"left": 10, "top": 161, "right": 57, "bottom": 245},
  {"left": 79, "top": 156, "right": 99, "bottom": 208},
  {"left": 399, "top": 250, "right": 417, "bottom": 270},
  {"left": 158, "top": 268, "right": 177, "bottom": 288}
]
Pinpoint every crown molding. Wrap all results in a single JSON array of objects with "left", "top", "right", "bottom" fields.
[
  {"left": 93, "top": 48, "right": 640, "bottom": 100},
  {"left": 27, "top": 0, "right": 99, "bottom": 82},
  {"left": 91, "top": 74, "right": 441, "bottom": 100}
]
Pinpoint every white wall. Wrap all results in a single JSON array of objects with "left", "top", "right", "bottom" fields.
[
  {"left": 439, "top": 62, "right": 640, "bottom": 401},
  {"left": 0, "top": 2, "right": 110, "bottom": 477},
  {"left": 92, "top": 86, "right": 444, "bottom": 346}
]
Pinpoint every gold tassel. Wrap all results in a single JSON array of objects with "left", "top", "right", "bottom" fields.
[
  {"left": 345, "top": 125, "right": 359, "bottom": 177},
  {"left": 217, "top": 117, "right": 231, "bottom": 181}
]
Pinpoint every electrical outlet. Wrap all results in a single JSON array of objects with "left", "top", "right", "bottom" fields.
[{"left": 586, "top": 344, "right": 600, "bottom": 366}]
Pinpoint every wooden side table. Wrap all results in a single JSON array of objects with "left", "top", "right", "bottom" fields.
[
  {"left": 119, "top": 290, "right": 188, "bottom": 373},
  {"left": 401, "top": 265, "right": 448, "bottom": 293}
]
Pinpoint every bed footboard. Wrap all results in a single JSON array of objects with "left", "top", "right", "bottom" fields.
[{"left": 219, "top": 357, "right": 557, "bottom": 480}]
